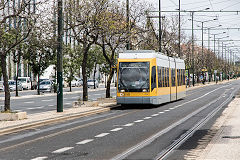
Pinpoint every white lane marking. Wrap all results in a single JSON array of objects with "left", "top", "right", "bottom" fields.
[
  {"left": 36, "top": 106, "right": 44, "bottom": 109},
  {"left": 134, "top": 120, "right": 144, "bottom": 123},
  {"left": 164, "top": 110, "right": 170, "bottom": 112},
  {"left": 31, "top": 157, "right": 48, "bottom": 160},
  {"left": 111, "top": 128, "right": 123, "bottom": 132},
  {"left": 72, "top": 96, "right": 79, "bottom": 99},
  {"left": 143, "top": 117, "right": 152, "bottom": 120},
  {"left": 64, "top": 98, "right": 68, "bottom": 100},
  {"left": 42, "top": 99, "right": 53, "bottom": 102},
  {"left": 15, "top": 110, "right": 22, "bottom": 112},
  {"left": 27, "top": 108, "right": 34, "bottom": 110},
  {"left": 151, "top": 114, "right": 159, "bottom": 117},
  {"left": 24, "top": 101, "right": 34, "bottom": 104},
  {"left": 95, "top": 133, "right": 109, "bottom": 138},
  {"left": 76, "top": 139, "right": 94, "bottom": 145},
  {"left": 169, "top": 108, "right": 174, "bottom": 110},
  {"left": 159, "top": 112, "right": 164, "bottom": 114},
  {"left": 65, "top": 103, "right": 71, "bottom": 105},
  {"left": 52, "top": 147, "right": 74, "bottom": 153},
  {"left": 48, "top": 105, "right": 54, "bottom": 107},
  {"left": 124, "top": 123, "right": 134, "bottom": 127}
]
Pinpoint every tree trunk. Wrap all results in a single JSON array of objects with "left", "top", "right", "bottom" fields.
[
  {"left": 106, "top": 68, "right": 114, "bottom": 98},
  {"left": 93, "top": 62, "right": 97, "bottom": 89},
  {"left": 0, "top": 54, "right": 11, "bottom": 111},
  {"left": 15, "top": 61, "right": 20, "bottom": 97},
  {"left": 37, "top": 73, "right": 40, "bottom": 95},
  {"left": 69, "top": 82, "right": 72, "bottom": 92},
  {"left": 82, "top": 45, "right": 88, "bottom": 101}
]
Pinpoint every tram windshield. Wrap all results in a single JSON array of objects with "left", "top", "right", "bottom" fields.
[{"left": 118, "top": 62, "right": 150, "bottom": 92}]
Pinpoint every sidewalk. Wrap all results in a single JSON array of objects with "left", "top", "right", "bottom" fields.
[{"left": 197, "top": 96, "right": 240, "bottom": 160}]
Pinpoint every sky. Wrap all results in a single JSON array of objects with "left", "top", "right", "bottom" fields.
[{"left": 141, "top": 0, "right": 240, "bottom": 59}]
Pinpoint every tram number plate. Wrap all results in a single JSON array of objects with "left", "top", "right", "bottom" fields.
[{"left": 125, "top": 93, "right": 130, "bottom": 96}]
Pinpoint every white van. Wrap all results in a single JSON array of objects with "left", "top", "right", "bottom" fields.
[{"left": 18, "top": 77, "right": 31, "bottom": 90}]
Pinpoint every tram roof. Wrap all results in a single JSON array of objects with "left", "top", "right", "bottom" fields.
[{"left": 119, "top": 50, "right": 184, "bottom": 62}]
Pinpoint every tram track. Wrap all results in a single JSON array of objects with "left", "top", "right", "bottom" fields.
[
  {"left": 154, "top": 88, "right": 238, "bottom": 160},
  {"left": 111, "top": 84, "right": 233, "bottom": 160}
]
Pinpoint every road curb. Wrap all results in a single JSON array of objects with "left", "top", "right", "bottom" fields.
[{"left": 0, "top": 104, "right": 119, "bottom": 136}]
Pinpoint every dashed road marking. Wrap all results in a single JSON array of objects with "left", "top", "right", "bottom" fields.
[
  {"left": 151, "top": 114, "right": 159, "bottom": 117},
  {"left": 143, "top": 117, "right": 152, "bottom": 120},
  {"left": 48, "top": 105, "right": 54, "bottom": 107},
  {"left": 64, "top": 103, "right": 71, "bottom": 105},
  {"left": 95, "top": 133, "right": 109, "bottom": 138},
  {"left": 110, "top": 128, "right": 123, "bottom": 132},
  {"left": 159, "top": 112, "right": 164, "bottom": 114},
  {"left": 76, "top": 139, "right": 94, "bottom": 145},
  {"left": 27, "top": 108, "right": 34, "bottom": 110},
  {"left": 31, "top": 157, "right": 48, "bottom": 160},
  {"left": 164, "top": 110, "right": 170, "bottom": 112},
  {"left": 52, "top": 147, "right": 74, "bottom": 153},
  {"left": 169, "top": 108, "right": 174, "bottom": 110},
  {"left": 42, "top": 99, "right": 53, "bottom": 102},
  {"left": 71, "top": 96, "right": 79, "bottom": 99},
  {"left": 15, "top": 110, "right": 22, "bottom": 112},
  {"left": 134, "top": 120, "right": 144, "bottom": 123},
  {"left": 36, "top": 106, "right": 44, "bottom": 109},
  {"left": 24, "top": 101, "right": 34, "bottom": 104},
  {"left": 124, "top": 123, "right": 134, "bottom": 127}
]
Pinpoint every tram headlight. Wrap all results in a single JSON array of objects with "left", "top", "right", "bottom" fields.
[
  {"left": 120, "top": 89, "right": 125, "bottom": 92},
  {"left": 142, "top": 89, "right": 147, "bottom": 92}
]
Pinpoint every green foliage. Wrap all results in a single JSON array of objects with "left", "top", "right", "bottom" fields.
[
  {"left": 63, "top": 44, "right": 80, "bottom": 83},
  {"left": 23, "top": 32, "right": 55, "bottom": 77}
]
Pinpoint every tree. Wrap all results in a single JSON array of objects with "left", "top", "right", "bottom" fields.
[
  {"left": 0, "top": 0, "right": 35, "bottom": 111},
  {"left": 64, "top": 0, "right": 107, "bottom": 101},
  {"left": 24, "top": 28, "right": 55, "bottom": 95},
  {"left": 63, "top": 44, "right": 79, "bottom": 92}
]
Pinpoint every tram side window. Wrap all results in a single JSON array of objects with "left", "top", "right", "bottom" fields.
[
  {"left": 167, "top": 68, "right": 169, "bottom": 87},
  {"left": 158, "top": 67, "right": 163, "bottom": 87},
  {"left": 178, "top": 69, "right": 181, "bottom": 86},
  {"left": 164, "top": 68, "right": 167, "bottom": 87},
  {"left": 172, "top": 69, "right": 175, "bottom": 87},
  {"left": 151, "top": 66, "right": 156, "bottom": 91},
  {"left": 183, "top": 69, "right": 186, "bottom": 85}
]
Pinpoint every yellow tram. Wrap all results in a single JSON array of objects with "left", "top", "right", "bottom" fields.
[{"left": 116, "top": 50, "right": 186, "bottom": 105}]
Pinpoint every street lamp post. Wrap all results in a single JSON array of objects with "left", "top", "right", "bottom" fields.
[
  {"left": 57, "top": 0, "right": 63, "bottom": 112},
  {"left": 126, "top": 0, "right": 130, "bottom": 50},
  {"left": 159, "top": 0, "right": 162, "bottom": 52}
]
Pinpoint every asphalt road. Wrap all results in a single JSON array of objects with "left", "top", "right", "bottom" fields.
[
  {"left": 0, "top": 85, "right": 116, "bottom": 114},
  {"left": 0, "top": 80, "right": 239, "bottom": 160}
]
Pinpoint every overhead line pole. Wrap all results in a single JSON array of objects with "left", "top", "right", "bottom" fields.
[
  {"left": 159, "top": 0, "right": 162, "bottom": 52},
  {"left": 57, "top": 0, "right": 63, "bottom": 112}
]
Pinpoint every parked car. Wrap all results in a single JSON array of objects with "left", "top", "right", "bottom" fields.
[
  {"left": 71, "top": 79, "right": 80, "bottom": 87},
  {"left": 87, "top": 79, "right": 99, "bottom": 88},
  {"left": 8, "top": 80, "right": 23, "bottom": 91},
  {"left": 18, "top": 77, "right": 31, "bottom": 90},
  {"left": 76, "top": 77, "right": 83, "bottom": 86},
  {"left": 0, "top": 81, "right": 4, "bottom": 91},
  {"left": 38, "top": 80, "right": 54, "bottom": 93}
]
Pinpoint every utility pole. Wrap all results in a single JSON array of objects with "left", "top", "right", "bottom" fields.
[
  {"left": 57, "top": 0, "right": 63, "bottom": 112},
  {"left": 159, "top": 0, "right": 162, "bottom": 52},
  {"left": 126, "top": 0, "right": 130, "bottom": 50},
  {"left": 178, "top": 0, "right": 181, "bottom": 57},
  {"left": 191, "top": 12, "right": 195, "bottom": 86}
]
